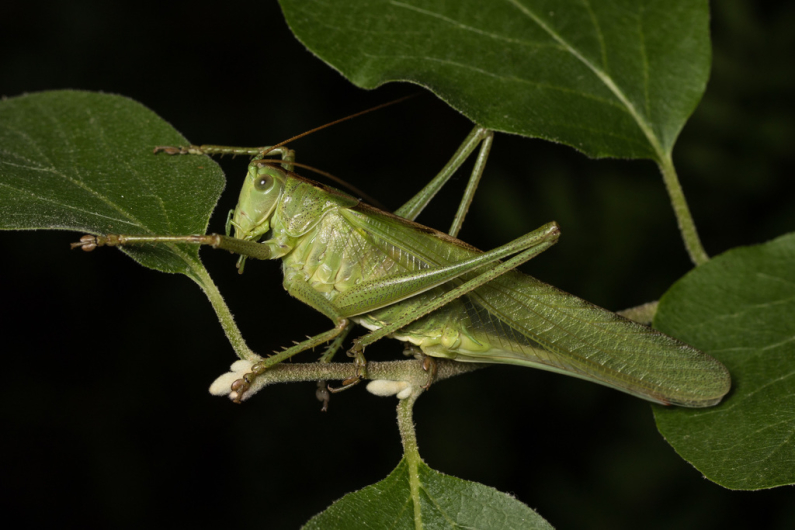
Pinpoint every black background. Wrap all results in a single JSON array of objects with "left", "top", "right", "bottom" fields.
[{"left": 2, "top": 1, "right": 794, "bottom": 528}]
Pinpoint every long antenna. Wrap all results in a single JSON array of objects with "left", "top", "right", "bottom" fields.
[
  {"left": 261, "top": 93, "right": 418, "bottom": 157},
  {"left": 258, "top": 159, "right": 387, "bottom": 209}
]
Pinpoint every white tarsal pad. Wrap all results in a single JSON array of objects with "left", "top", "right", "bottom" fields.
[
  {"left": 209, "top": 360, "right": 255, "bottom": 400},
  {"left": 366, "top": 380, "right": 413, "bottom": 399}
]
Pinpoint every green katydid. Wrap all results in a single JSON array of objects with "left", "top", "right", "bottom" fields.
[{"left": 72, "top": 121, "right": 731, "bottom": 407}]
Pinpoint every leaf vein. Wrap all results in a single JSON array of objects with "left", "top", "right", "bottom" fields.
[{"left": 504, "top": 0, "right": 663, "bottom": 158}]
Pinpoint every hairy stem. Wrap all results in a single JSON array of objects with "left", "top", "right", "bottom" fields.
[
  {"left": 658, "top": 154, "right": 709, "bottom": 266},
  {"left": 191, "top": 263, "right": 263, "bottom": 362},
  {"left": 397, "top": 389, "right": 423, "bottom": 528},
  {"left": 244, "top": 358, "right": 484, "bottom": 396}
]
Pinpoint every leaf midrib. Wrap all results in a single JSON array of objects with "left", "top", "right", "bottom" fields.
[
  {"left": 389, "top": 0, "right": 665, "bottom": 160},
  {"left": 505, "top": 0, "right": 662, "bottom": 159}
]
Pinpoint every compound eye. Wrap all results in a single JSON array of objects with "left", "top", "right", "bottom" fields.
[{"left": 254, "top": 174, "right": 274, "bottom": 191}]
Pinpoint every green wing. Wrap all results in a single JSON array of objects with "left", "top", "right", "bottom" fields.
[
  {"left": 450, "top": 272, "right": 729, "bottom": 407},
  {"left": 342, "top": 206, "right": 730, "bottom": 408}
]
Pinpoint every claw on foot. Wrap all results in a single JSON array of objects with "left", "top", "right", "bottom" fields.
[
  {"left": 327, "top": 375, "right": 362, "bottom": 394},
  {"left": 327, "top": 340, "right": 368, "bottom": 394},
  {"left": 316, "top": 381, "right": 331, "bottom": 412},
  {"left": 421, "top": 355, "right": 438, "bottom": 390},
  {"left": 153, "top": 146, "right": 185, "bottom": 155},
  {"left": 70, "top": 234, "right": 129, "bottom": 251},
  {"left": 70, "top": 234, "right": 99, "bottom": 251},
  {"left": 230, "top": 378, "right": 250, "bottom": 404},
  {"left": 209, "top": 360, "right": 256, "bottom": 402},
  {"left": 153, "top": 145, "right": 203, "bottom": 155}
]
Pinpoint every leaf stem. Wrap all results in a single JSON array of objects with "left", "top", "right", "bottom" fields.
[
  {"left": 397, "top": 389, "right": 424, "bottom": 529},
  {"left": 191, "top": 263, "right": 263, "bottom": 362},
  {"left": 657, "top": 154, "right": 709, "bottom": 266},
  {"left": 398, "top": 388, "right": 421, "bottom": 455}
]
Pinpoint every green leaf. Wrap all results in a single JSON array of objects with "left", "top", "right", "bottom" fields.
[
  {"left": 278, "top": 0, "right": 710, "bottom": 161},
  {"left": 304, "top": 457, "right": 552, "bottom": 529},
  {"left": 0, "top": 90, "right": 225, "bottom": 279},
  {"left": 654, "top": 233, "right": 795, "bottom": 490}
]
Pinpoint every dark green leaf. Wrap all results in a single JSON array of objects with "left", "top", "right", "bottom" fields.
[
  {"left": 279, "top": 0, "right": 710, "bottom": 160},
  {"left": 654, "top": 233, "right": 795, "bottom": 490},
  {"left": 0, "top": 90, "right": 225, "bottom": 278},
  {"left": 304, "top": 457, "right": 552, "bottom": 529}
]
